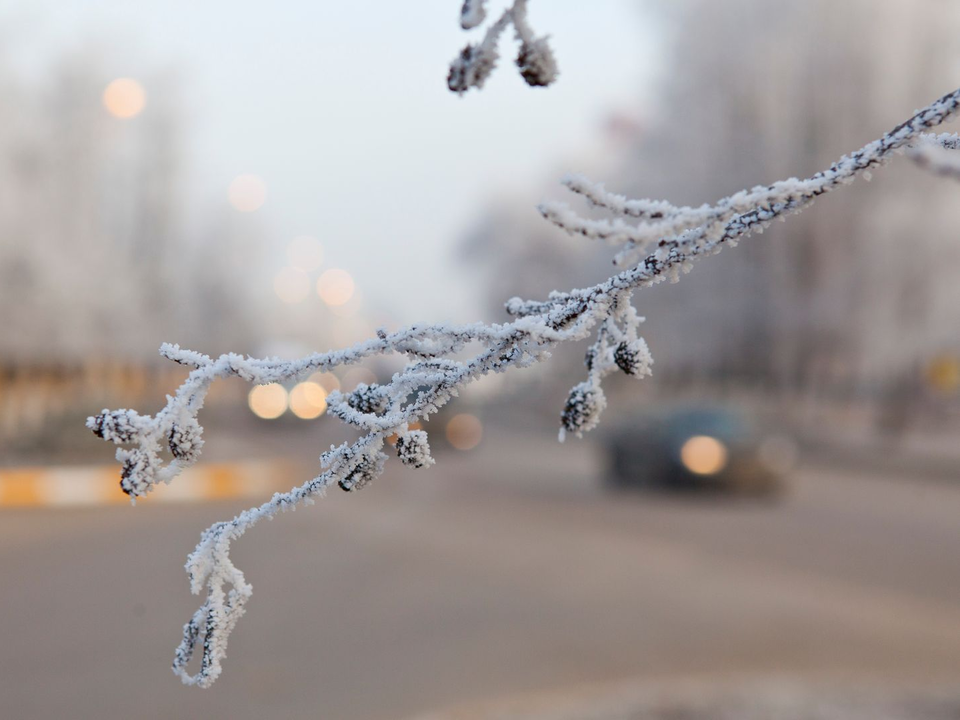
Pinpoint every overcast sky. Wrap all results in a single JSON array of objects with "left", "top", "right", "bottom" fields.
[{"left": 5, "top": 1, "right": 655, "bottom": 324}]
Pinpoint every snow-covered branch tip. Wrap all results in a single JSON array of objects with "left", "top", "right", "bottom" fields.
[
  {"left": 538, "top": 122, "right": 960, "bottom": 268},
  {"left": 448, "top": 0, "right": 557, "bottom": 93},
  {"left": 907, "top": 131, "right": 960, "bottom": 180},
  {"left": 88, "top": 86, "right": 960, "bottom": 688}
]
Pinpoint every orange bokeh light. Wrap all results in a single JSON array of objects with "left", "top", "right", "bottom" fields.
[
  {"left": 317, "top": 269, "right": 354, "bottom": 306},
  {"left": 228, "top": 174, "right": 267, "bottom": 212},
  {"left": 102, "top": 78, "right": 146, "bottom": 119}
]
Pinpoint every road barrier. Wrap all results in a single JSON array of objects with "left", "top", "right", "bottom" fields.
[{"left": 0, "top": 461, "right": 295, "bottom": 508}]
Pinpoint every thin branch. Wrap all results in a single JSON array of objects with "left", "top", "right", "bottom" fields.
[
  {"left": 89, "top": 85, "right": 960, "bottom": 687},
  {"left": 448, "top": 0, "right": 557, "bottom": 93},
  {"left": 908, "top": 131, "right": 960, "bottom": 179}
]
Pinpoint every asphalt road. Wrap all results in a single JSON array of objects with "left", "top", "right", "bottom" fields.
[{"left": 3, "top": 429, "right": 960, "bottom": 719}]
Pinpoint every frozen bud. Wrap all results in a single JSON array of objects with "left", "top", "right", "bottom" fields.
[
  {"left": 448, "top": 44, "right": 497, "bottom": 94},
  {"left": 87, "top": 409, "right": 143, "bottom": 444},
  {"left": 560, "top": 381, "right": 607, "bottom": 439},
  {"left": 118, "top": 448, "right": 161, "bottom": 497},
  {"left": 338, "top": 453, "right": 384, "bottom": 492},
  {"left": 459, "top": 0, "right": 486, "bottom": 29},
  {"left": 614, "top": 338, "right": 654, "bottom": 378},
  {"left": 347, "top": 383, "right": 389, "bottom": 415},
  {"left": 516, "top": 38, "right": 558, "bottom": 88},
  {"left": 169, "top": 419, "right": 204, "bottom": 463},
  {"left": 395, "top": 430, "right": 434, "bottom": 469}
]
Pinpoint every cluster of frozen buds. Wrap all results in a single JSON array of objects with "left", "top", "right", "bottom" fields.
[
  {"left": 88, "top": 86, "right": 960, "bottom": 688},
  {"left": 448, "top": 0, "right": 558, "bottom": 93}
]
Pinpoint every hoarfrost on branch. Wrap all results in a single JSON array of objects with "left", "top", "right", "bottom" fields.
[
  {"left": 448, "top": 0, "right": 557, "bottom": 93},
  {"left": 86, "top": 10, "right": 960, "bottom": 687}
]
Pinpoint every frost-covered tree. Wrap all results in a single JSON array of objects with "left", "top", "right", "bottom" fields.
[{"left": 87, "top": 2, "right": 960, "bottom": 688}]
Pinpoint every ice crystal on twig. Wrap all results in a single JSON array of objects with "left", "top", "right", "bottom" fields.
[
  {"left": 168, "top": 420, "right": 203, "bottom": 463},
  {"left": 560, "top": 380, "right": 606, "bottom": 440},
  {"left": 448, "top": 0, "right": 557, "bottom": 93},
  {"left": 459, "top": 0, "right": 487, "bottom": 30},
  {"left": 614, "top": 339, "right": 654, "bottom": 378},
  {"left": 908, "top": 132, "right": 960, "bottom": 180},
  {"left": 88, "top": 85, "right": 960, "bottom": 687},
  {"left": 396, "top": 429, "right": 434, "bottom": 468}
]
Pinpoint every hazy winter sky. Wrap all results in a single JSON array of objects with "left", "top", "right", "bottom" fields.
[{"left": 6, "top": 1, "right": 654, "bottom": 323}]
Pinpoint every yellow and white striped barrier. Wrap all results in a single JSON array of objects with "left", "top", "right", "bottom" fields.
[{"left": 0, "top": 461, "right": 296, "bottom": 508}]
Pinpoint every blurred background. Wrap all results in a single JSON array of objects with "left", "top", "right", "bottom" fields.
[{"left": 4, "top": 1, "right": 960, "bottom": 718}]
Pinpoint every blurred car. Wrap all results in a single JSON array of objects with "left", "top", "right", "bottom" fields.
[{"left": 603, "top": 405, "right": 796, "bottom": 494}]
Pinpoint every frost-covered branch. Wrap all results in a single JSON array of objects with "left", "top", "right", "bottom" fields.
[
  {"left": 448, "top": 0, "right": 557, "bottom": 93},
  {"left": 539, "top": 118, "right": 960, "bottom": 268},
  {"left": 88, "top": 86, "right": 960, "bottom": 687},
  {"left": 908, "top": 132, "right": 960, "bottom": 180}
]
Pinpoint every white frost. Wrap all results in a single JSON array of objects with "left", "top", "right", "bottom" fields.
[{"left": 87, "top": 84, "right": 960, "bottom": 688}]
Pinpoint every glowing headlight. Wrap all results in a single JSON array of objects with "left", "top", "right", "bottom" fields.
[
  {"left": 289, "top": 382, "right": 327, "bottom": 420},
  {"left": 248, "top": 383, "right": 288, "bottom": 420},
  {"left": 680, "top": 435, "right": 729, "bottom": 475}
]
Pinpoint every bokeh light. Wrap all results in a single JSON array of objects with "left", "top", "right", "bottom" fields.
[
  {"left": 273, "top": 267, "right": 310, "bottom": 304},
  {"left": 328, "top": 289, "right": 362, "bottom": 319},
  {"left": 317, "top": 269, "right": 354, "bottom": 306},
  {"left": 228, "top": 174, "right": 267, "bottom": 212},
  {"left": 247, "top": 383, "right": 288, "bottom": 420},
  {"left": 286, "top": 236, "right": 324, "bottom": 272},
  {"left": 679, "top": 435, "right": 728, "bottom": 475},
  {"left": 102, "top": 78, "right": 146, "bottom": 119},
  {"left": 925, "top": 354, "right": 960, "bottom": 396},
  {"left": 289, "top": 382, "right": 327, "bottom": 419},
  {"left": 308, "top": 372, "right": 340, "bottom": 394},
  {"left": 446, "top": 413, "right": 483, "bottom": 450}
]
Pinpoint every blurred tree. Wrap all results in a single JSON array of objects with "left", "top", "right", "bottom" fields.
[
  {"left": 0, "top": 49, "right": 268, "bottom": 365},
  {"left": 636, "top": 0, "right": 960, "bottom": 395},
  {"left": 465, "top": 0, "right": 960, "bottom": 402}
]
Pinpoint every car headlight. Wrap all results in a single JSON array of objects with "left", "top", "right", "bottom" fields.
[{"left": 680, "top": 435, "right": 729, "bottom": 475}]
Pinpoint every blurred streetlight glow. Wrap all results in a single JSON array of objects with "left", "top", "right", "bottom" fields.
[
  {"left": 228, "top": 174, "right": 267, "bottom": 212},
  {"left": 925, "top": 355, "right": 960, "bottom": 395},
  {"left": 328, "top": 289, "right": 362, "bottom": 319},
  {"left": 308, "top": 372, "right": 340, "bottom": 393},
  {"left": 289, "top": 382, "right": 327, "bottom": 419},
  {"left": 317, "top": 268, "right": 354, "bottom": 306},
  {"left": 102, "top": 78, "right": 146, "bottom": 119},
  {"left": 446, "top": 413, "right": 483, "bottom": 450},
  {"left": 273, "top": 266, "right": 310, "bottom": 304},
  {"left": 287, "top": 236, "right": 324, "bottom": 272},
  {"left": 248, "top": 383, "right": 288, "bottom": 419}
]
